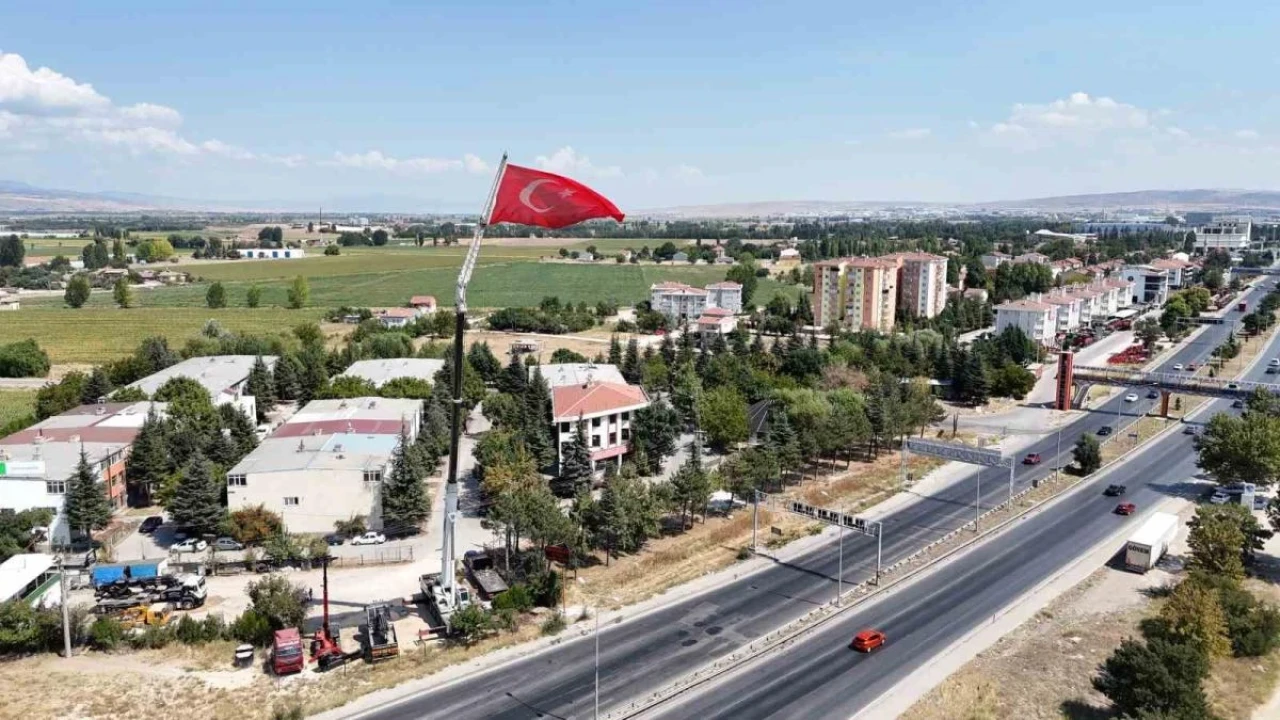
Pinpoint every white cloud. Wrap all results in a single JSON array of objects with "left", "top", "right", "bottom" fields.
[
  {"left": 888, "top": 127, "right": 931, "bottom": 140},
  {"left": 463, "top": 153, "right": 490, "bottom": 174},
  {"left": 329, "top": 150, "right": 464, "bottom": 173},
  {"left": 200, "top": 139, "right": 256, "bottom": 161},
  {"left": 1236, "top": 129, "right": 1260, "bottom": 139},
  {"left": 0, "top": 51, "right": 110, "bottom": 113},
  {"left": 535, "top": 146, "right": 622, "bottom": 178},
  {"left": 673, "top": 164, "right": 703, "bottom": 179},
  {"left": 991, "top": 92, "right": 1151, "bottom": 138}
]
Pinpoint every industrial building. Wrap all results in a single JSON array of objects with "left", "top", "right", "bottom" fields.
[
  {"left": 226, "top": 397, "right": 423, "bottom": 534},
  {"left": 128, "top": 355, "right": 276, "bottom": 421},
  {"left": 1194, "top": 219, "right": 1252, "bottom": 254},
  {"left": 340, "top": 358, "right": 444, "bottom": 388}
]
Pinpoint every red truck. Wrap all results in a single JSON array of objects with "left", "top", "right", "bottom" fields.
[
  {"left": 1238, "top": 301, "right": 1249, "bottom": 312},
  {"left": 272, "top": 628, "right": 305, "bottom": 675}
]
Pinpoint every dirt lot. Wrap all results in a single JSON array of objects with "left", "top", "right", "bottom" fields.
[{"left": 445, "top": 329, "right": 617, "bottom": 363}]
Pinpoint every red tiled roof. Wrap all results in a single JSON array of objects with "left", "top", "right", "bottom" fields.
[
  {"left": 700, "top": 307, "right": 733, "bottom": 317},
  {"left": 552, "top": 382, "right": 649, "bottom": 420},
  {"left": 272, "top": 419, "right": 408, "bottom": 437},
  {"left": 409, "top": 295, "right": 437, "bottom": 306}
]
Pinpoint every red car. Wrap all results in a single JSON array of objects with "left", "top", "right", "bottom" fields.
[
  {"left": 1114, "top": 502, "right": 1136, "bottom": 516},
  {"left": 850, "top": 629, "right": 886, "bottom": 653},
  {"left": 1023, "top": 453, "right": 1042, "bottom": 465}
]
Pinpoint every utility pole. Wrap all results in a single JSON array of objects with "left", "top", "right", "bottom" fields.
[
  {"left": 57, "top": 555, "right": 71, "bottom": 658},
  {"left": 594, "top": 609, "right": 600, "bottom": 720},
  {"left": 751, "top": 490, "right": 760, "bottom": 553},
  {"left": 974, "top": 472, "right": 981, "bottom": 533},
  {"left": 836, "top": 522, "right": 844, "bottom": 606}
]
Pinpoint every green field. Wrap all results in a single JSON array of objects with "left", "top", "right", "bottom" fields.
[
  {"left": 0, "top": 390, "right": 37, "bottom": 425},
  {"left": 0, "top": 307, "right": 324, "bottom": 364},
  {"left": 27, "top": 258, "right": 797, "bottom": 312}
]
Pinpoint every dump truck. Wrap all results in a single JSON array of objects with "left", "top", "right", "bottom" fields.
[
  {"left": 1124, "top": 511, "right": 1179, "bottom": 573},
  {"left": 107, "top": 603, "right": 172, "bottom": 629},
  {"left": 463, "top": 550, "right": 509, "bottom": 599},
  {"left": 272, "top": 628, "right": 305, "bottom": 675},
  {"left": 363, "top": 603, "right": 400, "bottom": 662}
]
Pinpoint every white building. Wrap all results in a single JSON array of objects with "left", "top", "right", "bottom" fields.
[
  {"left": 1121, "top": 266, "right": 1171, "bottom": 306},
  {"left": 340, "top": 358, "right": 444, "bottom": 388},
  {"left": 650, "top": 281, "right": 743, "bottom": 323},
  {"left": 695, "top": 308, "right": 738, "bottom": 337},
  {"left": 129, "top": 355, "right": 276, "bottom": 421},
  {"left": 552, "top": 381, "right": 650, "bottom": 471},
  {"left": 1194, "top": 219, "right": 1252, "bottom": 254},
  {"left": 994, "top": 299, "right": 1058, "bottom": 345},
  {"left": 226, "top": 397, "right": 423, "bottom": 534},
  {"left": 1013, "top": 252, "right": 1050, "bottom": 265},
  {"left": 240, "top": 248, "right": 306, "bottom": 260},
  {"left": 537, "top": 363, "right": 626, "bottom": 388},
  {"left": 980, "top": 252, "right": 1011, "bottom": 270},
  {"left": 378, "top": 307, "right": 421, "bottom": 329},
  {"left": 1041, "top": 293, "right": 1082, "bottom": 333},
  {"left": 0, "top": 402, "right": 164, "bottom": 544},
  {"left": 0, "top": 554, "right": 61, "bottom": 607},
  {"left": 1149, "top": 258, "right": 1193, "bottom": 288}
]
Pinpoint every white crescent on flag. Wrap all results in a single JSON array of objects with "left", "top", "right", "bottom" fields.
[{"left": 518, "top": 179, "right": 555, "bottom": 213}]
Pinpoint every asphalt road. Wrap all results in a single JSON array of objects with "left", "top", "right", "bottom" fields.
[{"left": 353, "top": 284, "right": 1270, "bottom": 720}]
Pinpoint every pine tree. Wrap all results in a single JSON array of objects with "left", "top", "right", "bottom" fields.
[
  {"left": 963, "top": 350, "right": 989, "bottom": 406},
  {"left": 274, "top": 353, "right": 303, "bottom": 401},
  {"left": 112, "top": 277, "right": 134, "bottom": 309},
  {"left": 671, "top": 437, "right": 712, "bottom": 529},
  {"left": 710, "top": 332, "right": 728, "bottom": 356},
  {"left": 622, "top": 339, "right": 641, "bottom": 383},
  {"left": 608, "top": 335, "right": 623, "bottom": 366},
  {"left": 765, "top": 409, "right": 802, "bottom": 480},
  {"left": 659, "top": 333, "right": 676, "bottom": 367},
  {"left": 422, "top": 396, "right": 451, "bottom": 457},
  {"left": 497, "top": 352, "right": 528, "bottom": 396},
  {"left": 466, "top": 342, "right": 501, "bottom": 384},
  {"left": 167, "top": 450, "right": 225, "bottom": 535},
  {"left": 245, "top": 356, "right": 276, "bottom": 422},
  {"left": 126, "top": 408, "right": 169, "bottom": 505},
  {"left": 556, "top": 419, "right": 593, "bottom": 496},
  {"left": 64, "top": 448, "right": 113, "bottom": 539},
  {"left": 521, "top": 368, "right": 555, "bottom": 467},
  {"left": 206, "top": 281, "right": 227, "bottom": 309},
  {"left": 81, "top": 366, "right": 113, "bottom": 404},
  {"left": 381, "top": 427, "right": 430, "bottom": 531},
  {"left": 670, "top": 361, "right": 702, "bottom": 426}
]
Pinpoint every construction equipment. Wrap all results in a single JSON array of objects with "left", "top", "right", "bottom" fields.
[
  {"left": 106, "top": 603, "right": 172, "bottom": 629},
  {"left": 310, "top": 554, "right": 360, "bottom": 671},
  {"left": 363, "top": 603, "right": 400, "bottom": 662}
]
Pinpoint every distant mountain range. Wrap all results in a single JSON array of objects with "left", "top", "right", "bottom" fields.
[{"left": 4, "top": 180, "right": 1280, "bottom": 217}]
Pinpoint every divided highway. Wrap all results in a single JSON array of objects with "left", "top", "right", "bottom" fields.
[{"left": 351, "top": 284, "right": 1270, "bottom": 720}]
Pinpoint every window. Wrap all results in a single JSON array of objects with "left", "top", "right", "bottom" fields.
[
  {"left": 560, "top": 422, "right": 570, "bottom": 433},
  {"left": 621, "top": 428, "right": 631, "bottom": 441},
  {"left": 283, "top": 497, "right": 300, "bottom": 506},
  {"left": 591, "top": 435, "right": 601, "bottom": 447},
  {"left": 609, "top": 433, "right": 617, "bottom": 446},
  {"left": 46, "top": 480, "right": 66, "bottom": 494},
  {"left": 592, "top": 417, "right": 601, "bottom": 428},
  {"left": 363, "top": 471, "right": 382, "bottom": 483},
  {"left": 227, "top": 474, "right": 247, "bottom": 487}
]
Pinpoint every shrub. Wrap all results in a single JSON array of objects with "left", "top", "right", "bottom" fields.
[
  {"left": 736, "top": 546, "right": 752, "bottom": 561},
  {"left": 0, "top": 339, "right": 51, "bottom": 378},
  {"left": 229, "top": 608, "right": 273, "bottom": 646},
  {"left": 226, "top": 506, "right": 284, "bottom": 545},
  {"left": 324, "top": 245, "right": 340, "bottom": 256},
  {"left": 492, "top": 584, "right": 534, "bottom": 613},
  {"left": 272, "top": 707, "right": 304, "bottom": 720},
  {"left": 127, "top": 624, "right": 176, "bottom": 650},
  {"left": 540, "top": 613, "right": 566, "bottom": 636},
  {"left": 88, "top": 616, "right": 125, "bottom": 651},
  {"left": 527, "top": 570, "right": 563, "bottom": 608},
  {"left": 333, "top": 515, "right": 367, "bottom": 538},
  {"left": 246, "top": 574, "right": 307, "bottom": 631}
]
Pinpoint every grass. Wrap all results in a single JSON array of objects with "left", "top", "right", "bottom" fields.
[
  {"left": 0, "top": 307, "right": 325, "bottom": 363},
  {"left": 25, "top": 262, "right": 797, "bottom": 312},
  {"left": 0, "top": 390, "right": 37, "bottom": 424}
]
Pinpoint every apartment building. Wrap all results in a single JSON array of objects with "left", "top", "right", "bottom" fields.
[
  {"left": 649, "top": 281, "right": 743, "bottom": 323},
  {"left": 885, "top": 252, "right": 948, "bottom": 318},
  {"left": 994, "top": 300, "right": 1058, "bottom": 345}
]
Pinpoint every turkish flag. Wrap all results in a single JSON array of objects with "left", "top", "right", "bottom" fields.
[{"left": 488, "top": 164, "right": 624, "bottom": 229}]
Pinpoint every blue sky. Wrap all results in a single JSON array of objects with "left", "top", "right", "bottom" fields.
[{"left": 2, "top": 0, "right": 1279, "bottom": 211}]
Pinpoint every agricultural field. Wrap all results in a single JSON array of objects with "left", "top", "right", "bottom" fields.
[
  {"left": 0, "top": 307, "right": 324, "bottom": 364},
  {"left": 25, "top": 258, "right": 797, "bottom": 311},
  {"left": 0, "top": 390, "right": 37, "bottom": 426}
]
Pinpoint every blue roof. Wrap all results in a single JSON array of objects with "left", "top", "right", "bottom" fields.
[{"left": 320, "top": 434, "right": 399, "bottom": 455}]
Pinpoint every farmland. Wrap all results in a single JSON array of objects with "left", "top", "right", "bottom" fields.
[
  {"left": 0, "top": 390, "right": 37, "bottom": 426},
  {"left": 0, "top": 308, "right": 324, "bottom": 364}
]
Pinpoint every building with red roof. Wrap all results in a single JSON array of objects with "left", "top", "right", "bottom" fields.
[{"left": 552, "top": 381, "right": 650, "bottom": 470}]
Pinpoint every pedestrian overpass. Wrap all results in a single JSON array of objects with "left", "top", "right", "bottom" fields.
[{"left": 1054, "top": 350, "right": 1280, "bottom": 413}]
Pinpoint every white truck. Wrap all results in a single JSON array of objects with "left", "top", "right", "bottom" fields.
[{"left": 1124, "top": 511, "right": 1179, "bottom": 573}]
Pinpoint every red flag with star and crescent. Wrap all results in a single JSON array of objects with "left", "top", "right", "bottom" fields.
[{"left": 487, "top": 164, "right": 624, "bottom": 229}]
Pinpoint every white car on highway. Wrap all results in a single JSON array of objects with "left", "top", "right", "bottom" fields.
[
  {"left": 351, "top": 531, "right": 387, "bottom": 546},
  {"left": 172, "top": 538, "right": 207, "bottom": 553},
  {"left": 1124, "top": 393, "right": 1139, "bottom": 402},
  {"left": 1173, "top": 363, "right": 1183, "bottom": 371}
]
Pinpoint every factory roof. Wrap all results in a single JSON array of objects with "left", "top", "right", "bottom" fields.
[
  {"left": 340, "top": 359, "right": 444, "bottom": 388},
  {"left": 536, "top": 363, "right": 626, "bottom": 388},
  {"left": 228, "top": 434, "right": 400, "bottom": 475},
  {"left": 128, "top": 356, "right": 277, "bottom": 399}
]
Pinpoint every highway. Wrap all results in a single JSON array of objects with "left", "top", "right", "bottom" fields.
[{"left": 351, "top": 284, "right": 1270, "bottom": 720}]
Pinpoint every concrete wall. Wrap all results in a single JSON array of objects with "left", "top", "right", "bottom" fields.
[{"left": 229, "top": 469, "right": 384, "bottom": 534}]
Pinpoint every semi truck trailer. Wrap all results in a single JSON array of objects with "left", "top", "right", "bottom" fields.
[{"left": 1124, "top": 511, "right": 1179, "bottom": 573}]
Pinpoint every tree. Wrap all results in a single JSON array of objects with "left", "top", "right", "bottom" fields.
[
  {"left": 1187, "top": 504, "right": 1263, "bottom": 579},
  {"left": 81, "top": 366, "right": 113, "bottom": 404},
  {"left": 766, "top": 408, "right": 804, "bottom": 478},
  {"left": 246, "top": 574, "right": 307, "bottom": 631},
  {"left": 227, "top": 506, "right": 284, "bottom": 545},
  {"left": 319, "top": 375, "right": 377, "bottom": 399},
  {"left": 1073, "top": 433, "right": 1102, "bottom": 475},
  {"left": 988, "top": 362, "right": 1036, "bottom": 400},
  {"left": 371, "top": 229, "right": 389, "bottom": 246},
  {"left": 670, "top": 361, "right": 702, "bottom": 425},
  {"left": 0, "top": 235, "right": 24, "bottom": 267},
  {"left": 556, "top": 420, "right": 593, "bottom": 496},
  {"left": 287, "top": 276, "right": 309, "bottom": 309},
  {"left": 206, "top": 282, "right": 227, "bottom": 309},
  {"left": 497, "top": 352, "right": 529, "bottom": 396},
  {"left": 1093, "top": 637, "right": 1211, "bottom": 719},
  {"left": 64, "top": 449, "right": 113, "bottom": 540},
  {"left": 696, "top": 386, "right": 748, "bottom": 451},
  {"left": 112, "top": 277, "right": 133, "bottom": 309},
  {"left": 381, "top": 428, "right": 430, "bottom": 532},
  {"left": 246, "top": 285, "right": 262, "bottom": 308},
  {"left": 167, "top": 451, "right": 225, "bottom": 535},
  {"left": 64, "top": 274, "right": 91, "bottom": 308},
  {"left": 467, "top": 342, "right": 502, "bottom": 384},
  {"left": 153, "top": 376, "right": 213, "bottom": 406},
  {"left": 622, "top": 339, "right": 641, "bottom": 384},
  {"left": 630, "top": 400, "right": 680, "bottom": 476},
  {"left": 1159, "top": 576, "right": 1232, "bottom": 658},
  {"left": 245, "top": 356, "right": 276, "bottom": 423},
  {"left": 670, "top": 439, "right": 712, "bottom": 529},
  {"left": 1195, "top": 411, "right": 1280, "bottom": 488},
  {"left": 725, "top": 263, "right": 758, "bottom": 309},
  {"left": 125, "top": 408, "right": 168, "bottom": 505},
  {"left": 1134, "top": 318, "right": 1162, "bottom": 352}
]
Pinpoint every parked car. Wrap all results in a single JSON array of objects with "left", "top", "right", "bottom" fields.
[
  {"left": 1023, "top": 453, "right": 1042, "bottom": 465},
  {"left": 1124, "top": 393, "right": 1139, "bottom": 403},
  {"left": 351, "top": 531, "right": 387, "bottom": 546},
  {"left": 172, "top": 538, "right": 208, "bottom": 553},
  {"left": 1227, "top": 383, "right": 1240, "bottom": 390},
  {"left": 324, "top": 533, "right": 346, "bottom": 546},
  {"left": 1256, "top": 496, "right": 1270, "bottom": 511},
  {"left": 849, "top": 629, "right": 886, "bottom": 653},
  {"left": 139, "top": 516, "right": 163, "bottom": 534},
  {"left": 1114, "top": 502, "right": 1137, "bottom": 516},
  {"left": 1210, "top": 490, "right": 1231, "bottom": 505},
  {"left": 213, "top": 537, "right": 244, "bottom": 551},
  {"left": 1097, "top": 425, "right": 1114, "bottom": 436},
  {"left": 1104, "top": 484, "right": 1127, "bottom": 497}
]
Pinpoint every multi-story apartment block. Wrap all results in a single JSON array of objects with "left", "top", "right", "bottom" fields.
[
  {"left": 885, "top": 252, "right": 948, "bottom": 318},
  {"left": 995, "top": 300, "right": 1058, "bottom": 345},
  {"left": 649, "top": 281, "right": 743, "bottom": 323}
]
